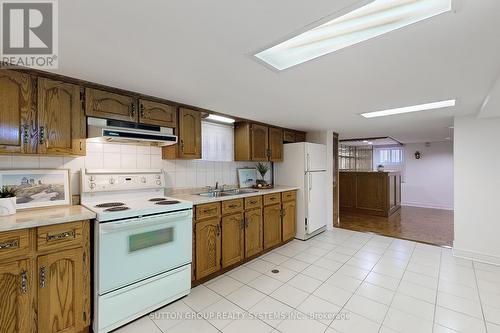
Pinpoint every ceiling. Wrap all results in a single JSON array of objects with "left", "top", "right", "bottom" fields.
[{"left": 54, "top": 0, "right": 500, "bottom": 143}]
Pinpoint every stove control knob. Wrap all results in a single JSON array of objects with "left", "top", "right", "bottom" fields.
[
  {"left": 109, "top": 178, "right": 116, "bottom": 185},
  {"left": 141, "top": 177, "right": 147, "bottom": 183},
  {"left": 89, "top": 182, "right": 96, "bottom": 189},
  {"left": 89, "top": 176, "right": 96, "bottom": 181},
  {"left": 155, "top": 175, "right": 161, "bottom": 180},
  {"left": 156, "top": 180, "right": 162, "bottom": 186}
]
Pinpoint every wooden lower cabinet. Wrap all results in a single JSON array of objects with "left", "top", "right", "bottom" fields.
[
  {"left": 221, "top": 213, "right": 244, "bottom": 268},
  {"left": 0, "top": 259, "right": 33, "bottom": 333},
  {"left": 0, "top": 221, "right": 90, "bottom": 333},
  {"left": 282, "top": 200, "right": 296, "bottom": 242},
  {"left": 38, "top": 247, "right": 85, "bottom": 333},
  {"left": 263, "top": 204, "right": 282, "bottom": 250},
  {"left": 195, "top": 217, "right": 221, "bottom": 280},
  {"left": 244, "top": 209, "right": 263, "bottom": 257}
]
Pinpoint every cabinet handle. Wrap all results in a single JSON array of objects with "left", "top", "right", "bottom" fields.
[
  {"left": 203, "top": 208, "right": 217, "bottom": 214},
  {"left": 245, "top": 218, "right": 249, "bottom": 228},
  {"left": 22, "top": 125, "right": 29, "bottom": 146},
  {"left": 216, "top": 224, "right": 221, "bottom": 236},
  {"left": 39, "top": 267, "right": 46, "bottom": 288},
  {"left": 0, "top": 239, "right": 19, "bottom": 250},
  {"left": 39, "top": 126, "right": 45, "bottom": 145},
  {"left": 140, "top": 103, "right": 146, "bottom": 118},
  {"left": 130, "top": 103, "right": 136, "bottom": 117},
  {"left": 228, "top": 204, "right": 238, "bottom": 209},
  {"left": 180, "top": 139, "right": 185, "bottom": 152},
  {"left": 240, "top": 218, "right": 245, "bottom": 229},
  {"left": 249, "top": 200, "right": 257, "bottom": 205},
  {"left": 20, "top": 271, "right": 28, "bottom": 294},
  {"left": 46, "top": 230, "right": 75, "bottom": 242}
]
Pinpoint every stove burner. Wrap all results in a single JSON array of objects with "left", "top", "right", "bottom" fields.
[
  {"left": 104, "top": 206, "right": 130, "bottom": 212},
  {"left": 148, "top": 198, "right": 168, "bottom": 202},
  {"left": 155, "top": 200, "right": 181, "bottom": 205},
  {"left": 95, "top": 202, "right": 126, "bottom": 208}
]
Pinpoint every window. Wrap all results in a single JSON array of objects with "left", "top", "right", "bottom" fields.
[
  {"left": 339, "top": 145, "right": 373, "bottom": 171},
  {"left": 373, "top": 146, "right": 405, "bottom": 170},
  {"left": 201, "top": 121, "right": 234, "bottom": 161}
]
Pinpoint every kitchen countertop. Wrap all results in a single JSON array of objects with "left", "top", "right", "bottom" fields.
[
  {"left": 0, "top": 205, "right": 96, "bottom": 232},
  {"left": 170, "top": 185, "right": 299, "bottom": 205}
]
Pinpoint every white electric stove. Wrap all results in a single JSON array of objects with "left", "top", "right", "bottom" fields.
[{"left": 81, "top": 169, "right": 193, "bottom": 333}]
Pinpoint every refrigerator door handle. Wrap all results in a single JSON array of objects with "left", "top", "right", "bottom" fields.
[
  {"left": 307, "top": 154, "right": 311, "bottom": 171},
  {"left": 308, "top": 173, "right": 312, "bottom": 202}
]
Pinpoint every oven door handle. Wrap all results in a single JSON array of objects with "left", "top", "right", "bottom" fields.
[{"left": 100, "top": 211, "right": 192, "bottom": 233}]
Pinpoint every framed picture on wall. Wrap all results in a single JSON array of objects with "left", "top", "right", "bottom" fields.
[
  {"left": 237, "top": 168, "right": 257, "bottom": 188},
  {"left": 0, "top": 169, "right": 71, "bottom": 209}
]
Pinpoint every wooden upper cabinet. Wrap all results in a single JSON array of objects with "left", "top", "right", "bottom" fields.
[
  {"left": 0, "top": 259, "right": 33, "bottom": 333},
  {"left": 138, "top": 99, "right": 177, "bottom": 128},
  {"left": 282, "top": 200, "right": 296, "bottom": 242},
  {"left": 195, "top": 218, "right": 221, "bottom": 280},
  {"left": 85, "top": 88, "right": 137, "bottom": 122},
  {"left": 268, "top": 127, "right": 283, "bottom": 162},
  {"left": 295, "top": 132, "right": 306, "bottom": 142},
  {"left": 37, "top": 247, "right": 85, "bottom": 333},
  {"left": 263, "top": 204, "right": 282, "bottom": 250},
  {"left": 251, "top": 124, "right": 269, "bottom": 161},
  {"left": 244, "top": 208, "right": 263, "bottom": 258},
  {"left": 163, "top": 107, "right": 201, "bottom": 159},
  {"left": 38, "top": 78, "right": 86, "bottom": 156},
  {"left": 221, "top": 213, "right": 245, "bottom": 268},
  {"left": 283, "top": 130, "right": 296, "bottom": 144},
  {"left": 0, "top": 70, "right": 35, "bottom": 154}
]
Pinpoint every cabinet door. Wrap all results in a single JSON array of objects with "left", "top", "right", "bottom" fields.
[
  {"left": 0, "top": 259, "right": 33, "bottom": 333},
  {"left": 282, "top": 200, "right": 296, "bottom": 242},
  {"left": 283, "top": 130, "right": 296, "bottom": 143},
  {"left": 178, "top": 107, "right": 201, "bottom": 159},
  {"left": 38, "top": 78, "right": 86, "bottom": 155},
  {"left": 263, "top": 204, "right": 282, "bottom": 250},
  {"left": 195, "top": 218, "right": 221, "bottom": 280},
  {"left": 245, "top": 209, "right": 263, "bottom": 258},
  {"left": 139, "top": 99, "right": 177, "bottom": 128},
  {"left": 0, "top": 70, "right": 36, "bottom": 154},
  {"left": 221, "top": 213, "right": 244, "bottom": 268},
  {"left": 38, "top": 247, "right": 85, "bottom": 333},
  {"left": 268, "top": 127, "right": 283, "bottom": 162},
  {"left": 85, "top": 88, "right": 137, "bottom": 122},
  {"left": 250, "top": 124, "right": 269, "bottom": 161}
]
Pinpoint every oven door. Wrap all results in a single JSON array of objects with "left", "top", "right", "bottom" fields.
[{"left": 97, "top": 209, "right": 192, "bottom": 295}]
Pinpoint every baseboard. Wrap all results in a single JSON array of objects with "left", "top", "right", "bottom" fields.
[
  {"left": 453, "top": 247, "right": 500, "bottom": 266},
  {"left": 401, "top": 202, "right": 453, "bottom": 211}
]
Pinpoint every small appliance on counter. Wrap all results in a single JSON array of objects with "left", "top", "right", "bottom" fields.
[
  {"left": 275, "top": 142, "right": 328, "bottom": 240},
  {"left": 80, "top": 169, "right": 193, "bottom": 333}
]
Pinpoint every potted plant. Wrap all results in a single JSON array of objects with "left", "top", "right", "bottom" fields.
[
  {"left": 256, "top": 162, "right": 270, "bottom": 187},
  {"left": 0, "top": 186, "right": 17, "bottom": 216},
  {"left": 377, "top": 164, "right": 385, "bottom": 172}
]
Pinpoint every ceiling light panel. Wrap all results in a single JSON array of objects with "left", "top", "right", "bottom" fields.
[
  {"left": 206, "top": 114, "right": 236, "bottom": 123},
  {"left": 360, "top": 99, "right": 456, "bottom": 118},
  {"left": 255, "top": 0, "right": 452, "bottom": 70}
]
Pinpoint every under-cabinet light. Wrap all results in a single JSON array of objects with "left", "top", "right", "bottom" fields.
[
  {"left": 360, "top": 99, "right": 456, "bottom": 118},
  {"left": 255, "top": 0, "right": 452, "bottom": 70}
]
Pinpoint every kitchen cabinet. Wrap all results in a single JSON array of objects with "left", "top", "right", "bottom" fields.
[
  {"left": 195, "top": 217, "right": 221, "bottom": 280},
  {"left": 268, "top": 127, "right": 284, "bottom": 162},
  {"left": 0, "top": 70, "right": 35, "bottom": 154},
  {"left": 221, "top": 213, "right": 245, "bottom": 268},
  {"left": 284, "top": 130, "right": 307, "bottom": 143},
  {"left": 251, "top": 123, "right": 269, "bottom": 161},
  {"left": 244, "top": 208, "right": 263, "bottom": 258},
  {"left": 38, "top": 78, "right": 86, "bottom": 156},
  {"left": 37, "top": 247, "right": 85, "bottom": 333},
  {"left": 263, "top": 203, "right": 282, "bottom": 250},
  {"left": 163, "top": 107, "right": 202, "bottom": 160},
  {"left": 0, "top": 259, "right": 33, "bottom": 333},
  {"left": 282, "top": 200, "right": 296, "bottom": 242},
  {"left": 139, "top": 99, "right": 177, "bottom": 128},
  {"left": 85, "top": 88, "right": 137, "bottom": 122},
  {"left": 0, "top": 221, "right": 90, "bottom": 333}
]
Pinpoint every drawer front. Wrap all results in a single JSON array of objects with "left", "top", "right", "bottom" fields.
[
  {"left": 244, "top": 196, "right": 262, "bottom": 210},
  {"left": 263, "top": 193, "right": 281, "bottom": 206},
  {"left": 0, "top": 229, "right": 30, "bottom": 260},
  {"left": 282, "top": 191, "right": 296, "bottom": 202},
  {"left": 37, "top": 221, "right": 83, "bottom": 252},
  {"left": 195, "top": 203, "right": 221, "bottom": 221},
  {"left": 222, "top": 199, "right": 244, "bottom": 215}
]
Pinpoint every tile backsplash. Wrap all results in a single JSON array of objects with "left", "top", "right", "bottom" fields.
[{"left": 0, "top": 142, "right": 271, "bottom": 195}]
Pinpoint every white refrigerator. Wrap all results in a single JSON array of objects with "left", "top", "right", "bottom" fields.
[{"left": 275, "top": 142, "right": 327, "bottom": 240}]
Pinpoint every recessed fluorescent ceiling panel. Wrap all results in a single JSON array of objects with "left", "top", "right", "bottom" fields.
[
  {"left": 255, "top": 0, "right": 452, "bottom": 70},
  {"left": 206, "top": 114, "right": 235, "bottom": 123},
  {"left": 360, "top": 99, "right": 456, "bottom": 118}
]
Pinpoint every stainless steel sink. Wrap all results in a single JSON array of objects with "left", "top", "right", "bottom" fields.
[{"left": 197, "top": 188, "right": 259, "bottom": 198}]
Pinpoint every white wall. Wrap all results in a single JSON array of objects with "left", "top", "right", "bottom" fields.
[
  {"left": 402, "top": 141, "right": 454, "bottom": 210},
  {"left": 307, "top": 131, "right": 335, "bottom": 230},
  {"left": 453, "top": 115, "right": 500, "bottom": 264},
  {"left": 0, "top": 142, "right": 267, "bottom": 196}
]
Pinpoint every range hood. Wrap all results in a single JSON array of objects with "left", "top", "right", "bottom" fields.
[{"left": 87, "top": 117, "right": 177, "bottom": 146}]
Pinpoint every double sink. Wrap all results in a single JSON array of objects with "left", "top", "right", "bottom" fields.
[{"left": 197, "top": 188, "right": 259, "bottom": 198}]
